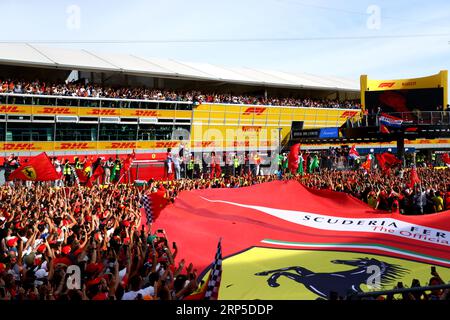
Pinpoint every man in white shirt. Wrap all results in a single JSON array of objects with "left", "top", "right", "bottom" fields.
[{"left": 121, "top": 275, "right": 154, "bottom": 300}]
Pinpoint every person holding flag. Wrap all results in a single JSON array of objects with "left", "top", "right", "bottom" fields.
[{"left": 117, "top": 150, "right": 136, "bottom": 183}]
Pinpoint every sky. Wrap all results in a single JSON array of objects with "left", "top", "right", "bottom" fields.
[{"left": 0, "top": 0, "right": 449, "bottom": 82}]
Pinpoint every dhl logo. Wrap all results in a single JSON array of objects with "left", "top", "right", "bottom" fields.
[
  {"left": 0, "top": 106, "right": 21, "bottom": 113},
  {"left": 194, "top": 141, "right": 216, "bottom": 148},
  {"left": 242, "top": 107, "right": 267, "bottom": 116},
  {"left": 41, "top": 107, "right": 74, "bottom": 114},
  {"left": 87, "top": 109, "right": 119, "bottom": 116},
  {"left": 59, "top": 143, "right": 90, "bottom": 150},
  {"left": 378, "top": 82, "right": 396, "bottom": 88},
  {"left": 155, "top": 142, "right": 179, "bottom": 148},
  {"left": 402, "top": 81, "right": 417, "bottom": 87},
  {"left": 134, "top": 110, "right": 159, "bottom": 117},
  {"left": 3, "top": 143, "right": 36, "bottom": 150},
  {"left": 340, "top": 111, "right": 359, "bottom": 118},
  {"left": 110, "top": 142, "right": 136, "bottom": 149}
]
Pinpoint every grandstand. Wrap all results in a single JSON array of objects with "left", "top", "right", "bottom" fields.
[{"left": 0, "top": 44, "right": 361, "bottom": 163}]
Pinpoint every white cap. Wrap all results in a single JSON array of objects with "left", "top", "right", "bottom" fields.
[
  {"left": 370, "top": 149, "right": 374, "bottom": 153},
  {"left": 388, "top": 148, "right": 392, "bottom": 152}
]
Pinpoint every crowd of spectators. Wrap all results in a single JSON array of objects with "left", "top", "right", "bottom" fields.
[
  {"left": 0, "top": 79, "right": 360, "bottom": 109},
  {"left": 1, "top": 168, "right": 449, "bottom": 301},
  {"left": 1, "top": 150, "right": 449, "bottom": 300},
  {"left": 0, "top": 183, "right": 199, "bottom": 301}
]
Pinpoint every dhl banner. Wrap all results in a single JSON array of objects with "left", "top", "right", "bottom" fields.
[
  {"left": 0, "top": 105, "right": 32, "bottom": 114},
  {"left": 2, "top": 138, "right": 450, "bottom": 153},
  {"left": 0, "top": 105, "right": 192, "bottom": 119},
  {"left": 153, "top": 181, "right": 450, "bottom": 300}
]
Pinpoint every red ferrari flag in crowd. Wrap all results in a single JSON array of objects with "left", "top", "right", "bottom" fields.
[
  {"left": 376, "top": 152, "right": 402, "bottom": 173},
  {"left": 153, "top": 181, "right": 450, "bottom": 299},
  {"left": 288, "top": 144, "right": 301, "bottom": 174},
  {"left": 8, "top": 153, "right": 60, "bottom": 181},
  {"left": 86, "top": 165, "right": 104, "bottom": 187}
]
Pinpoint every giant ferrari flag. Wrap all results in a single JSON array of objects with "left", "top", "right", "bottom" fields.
[
  {"left": 153, "top": 181, "right": 450, "bottom": 300},
  {"left": 8, "top": 152, "right": 61, "bottom": 181}
]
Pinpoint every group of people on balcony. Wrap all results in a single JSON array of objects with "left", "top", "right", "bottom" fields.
[{"left": 1, "top": 79, "right": 360, "bottom": 109}]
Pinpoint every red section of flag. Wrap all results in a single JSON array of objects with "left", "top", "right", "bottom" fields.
[
  {"left": 380, "top": 124, "right": 390, "bottom": 134},
  {"left": 140, "top": 190, "right": 170, "bottom": 227},
  {"left": 76, "top": 169, "right": 88, "bottom": 183},
  {"left": 86, "top": 165, "right": 104, "bottom": 187},
  {"left": 153, "top": 181, "right": 450, "bottom": 276},
  {"left": 443, "top": 153, "right": 450, "bottom": 166},
  {"left": 409, "top": 167, "right": 421, "bottom": 189},
  {"left": 376, "top": 152, "right": 402, "bottom": 173},
  {"left": 8, "top": 152, "right": 61, "bottom": 181},
  {"left": 288, "top": 144, "right": 301, "bottom": 174},
  {"left": 361, "top": 156, "right": 372, "bottom": 172},
  {"left": 150, "top": 190, "right": 169, "bottom": 221}
]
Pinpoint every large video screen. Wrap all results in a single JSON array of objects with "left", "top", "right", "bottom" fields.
[{"left": 365, "top": 88, "right": 444, "bottom": 114}]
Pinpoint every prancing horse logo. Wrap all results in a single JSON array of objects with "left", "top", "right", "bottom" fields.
[
  {"left": 21, "top": 166, "right": 37, "bottom": 180},
  {"left": 255, "top": 258, "right": 408, "bottom": 299}
]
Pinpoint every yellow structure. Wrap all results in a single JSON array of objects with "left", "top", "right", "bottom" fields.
[
  {"left": 0, "top": 99, "right": 360, "bottom": 154},
  {"left": 360, "top": 70, "right": 448, "bottom": 111}
]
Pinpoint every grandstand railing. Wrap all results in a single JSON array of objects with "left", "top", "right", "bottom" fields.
[
  {"left": 0, "top": 93, "right": 193, "bottom": 110},
  {"left": 350, "top": 111, "right": 450, "bottom": 128}
]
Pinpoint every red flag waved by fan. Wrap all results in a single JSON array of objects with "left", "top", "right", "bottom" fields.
[
  {"left": 361, "top": 154, "right": 373, "bottom": 172},
  {"left": 86, "top": 165, "right": 104, "bottom": 187},
  {"left": 8, "top": 153, "right": 60, "bottom": 181},
  {"left": 443, "top": 153, "right": 450, "bottom": 167},
  {"left": 376, "top": 152, "right": 402, "bottom": 174},
  {"left": 409, "top": 166, "right": 421, "bottom": 189},
  {"left": 288, "top": 144, "right": 301, "bottom": 174}
]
